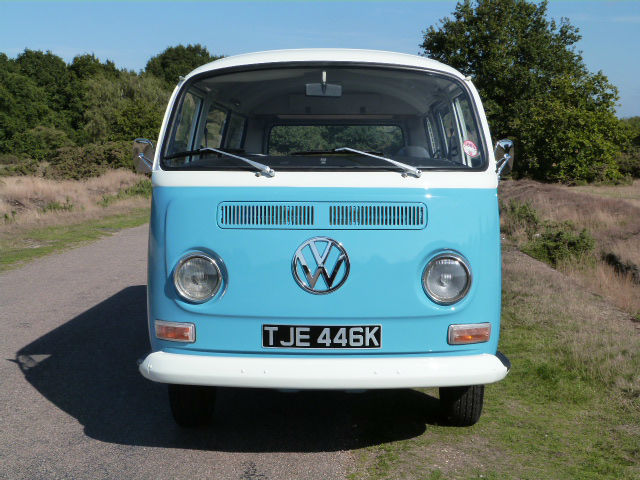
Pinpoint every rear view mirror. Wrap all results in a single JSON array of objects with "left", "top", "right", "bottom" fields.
[
  {"left": 495, "top": 139, "right": 514, "bottom": 178},
  {"left": 306, "top": 70, "right": 342, "bottom": 97},
  {"left": 306, "top": 83, "right": 342, "bottom": 97},
  {"left": 133, "top": 138, "right": 154, "bottom": 173}
]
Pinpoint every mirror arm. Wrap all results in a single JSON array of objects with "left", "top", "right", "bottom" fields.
[
  {"left": 496, "top": 153, "right": 511, "bottom": 177},
  {"left": 137, "top": 152, "right": 153, "bottom": 168}
]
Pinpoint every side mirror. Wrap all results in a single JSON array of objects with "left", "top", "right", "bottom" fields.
[
  {"left": 133, "top": 138, "right": 155, "bottom": 174},
  {"left": 495, "top": 139, "right": 514, "bottom": 178}
]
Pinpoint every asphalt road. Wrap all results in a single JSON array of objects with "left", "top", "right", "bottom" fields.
[{"left": 0, "top": 224, "right": 441, "bottom": 480}]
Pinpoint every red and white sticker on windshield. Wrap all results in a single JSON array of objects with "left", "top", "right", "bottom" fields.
[{"left": 463, "top": 140, "right": 479, "bottom": 158}]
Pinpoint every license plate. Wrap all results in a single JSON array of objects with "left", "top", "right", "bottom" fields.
[{"left": 262, "top": 324, "right": 382, "bottom": 349}]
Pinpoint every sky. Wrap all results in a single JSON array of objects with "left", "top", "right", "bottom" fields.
[{"left": 1, "top": 1, "right": 639, "bottom": 117}]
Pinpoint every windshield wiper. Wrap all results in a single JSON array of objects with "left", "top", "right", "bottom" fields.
[
  {"left": 334, "top": 147, "right": 421, "bottom": 178},
  {"left": 165, "top": 147, "right": 275, "bottom": 177}
]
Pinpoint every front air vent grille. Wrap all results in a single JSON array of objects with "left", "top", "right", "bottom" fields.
[
  {"left": 329, "top": 203, "right": 426, "bottom": 228},
  {"left": 217, "top": 202, "right": 426, "bottom": 229},
  {"left": 219, "top": 203, "right": 314, "bottom": 228}
]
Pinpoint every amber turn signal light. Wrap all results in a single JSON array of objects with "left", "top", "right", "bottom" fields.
[
  {"left": 448, "top": 323, "right": 491, "bottom": 345},
  {"left": 155, "top": 320, "right": 195, "bottom": 343}
]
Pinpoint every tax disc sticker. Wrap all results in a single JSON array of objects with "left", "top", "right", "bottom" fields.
[{"left": 463, "top": 140, "right": 479, "bottom": 157}]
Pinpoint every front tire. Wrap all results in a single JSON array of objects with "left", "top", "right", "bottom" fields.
[
  {"left": 168, "top": 384, "right": 217, "bottom": 428},
  {"left": 439, "top": 384, "right": 484, "bottom": 426}
]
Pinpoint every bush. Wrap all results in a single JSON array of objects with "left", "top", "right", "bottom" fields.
[
  {"left": 523, "top": 222, "right": 595, "bottom": 267},
  {"left": 99, "top": 179, "right": 152, "bottom": 207},
  {"left": 0, "top": 156, "right": 39, "bottom": 176},
  {"left": 500, "top": 200, "right": 540, "bottom": 237},
  {"left": 616, "top": 148, "right": 640, "bottom": 179},
  {"left": 501, "top": 199, "right": 596, "bottom": 267},
  {"left": 10, "top": 126, "right": 72, "bottom": 161},
  {"left": 46, "top": 141, "right": 131, "bottom": 179},
  {"left": 42, "top": 198, "right": 74, "bottom": 213}
]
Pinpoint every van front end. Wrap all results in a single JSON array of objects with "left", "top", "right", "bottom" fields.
[{"left": 135, "top": 49, "right": 513, "bottom": 427}]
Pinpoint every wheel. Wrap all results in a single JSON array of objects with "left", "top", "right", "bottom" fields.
[
  {"left": 168, "top": 384, "right": 216, "bottom": 427},
  {"left": 439, "top": 384, "right": 484, "bottom": 426}
]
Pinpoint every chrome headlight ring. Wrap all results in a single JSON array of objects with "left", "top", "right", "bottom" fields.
[
  {"left": 422, "top": 251, "right": 472, "bottom": 305},
  {"left": 173, "top": 252, "right": 223, "bottom": 303}
]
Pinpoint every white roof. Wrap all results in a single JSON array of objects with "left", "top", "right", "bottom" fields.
[{"left": 186, "top": 48, "right": 463, "bottom": 80}]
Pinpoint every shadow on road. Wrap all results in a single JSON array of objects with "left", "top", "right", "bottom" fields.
[{"left": 15, "top": 286, "right": 441, "bottom": 452}]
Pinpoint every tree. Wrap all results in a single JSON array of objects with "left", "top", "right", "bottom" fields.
[
  {"left": 0, "top": 57, "right": 53, "bottom": 152},
  {"left": 420, "top": 0, "right": 626, "bottom": 183},
  {"left": 77, "top": 72, "right": 170, "bottom": 143},
  {"left": 145, "top": 44, "right": 221, "bottom": 84}
]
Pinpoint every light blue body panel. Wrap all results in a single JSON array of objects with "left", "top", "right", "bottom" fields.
[{"left": 147, "top": 186, "right": 501, "bottom": 357}]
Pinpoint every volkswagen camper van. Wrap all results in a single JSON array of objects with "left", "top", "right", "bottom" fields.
[{"left": 134, "top": 49, "right": 513, "bottom": 427}]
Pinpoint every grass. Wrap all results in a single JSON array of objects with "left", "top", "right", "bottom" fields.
[
  {"left": 0, "top": 171, "right": 151, "bottom": 271},
  {"left": 0, "top": 170, "right": 148, "bottom": 226},
  {"left": 0, "top": 207, "right": 150, "bottom": 271},
  {"left": 499, "top": 179, "right": 640, "bottom": 317}
]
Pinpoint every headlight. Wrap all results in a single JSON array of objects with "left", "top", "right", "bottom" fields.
[
  {"left": 422, "top": 252, "right": 471, "bottom": 305},
  {"left": 174, "top": 253, "right": 222, "bottom": 303}
]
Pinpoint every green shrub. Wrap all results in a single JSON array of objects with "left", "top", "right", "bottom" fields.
[
  {"left": 10, "top": 126, "right": 72, "bottom": 161},
  {"left": 501, "top": 200, "right": 540, "bottom": 236},
  {"left": 0, "top": 157, "right": 39, "bottom": 176},
  {"left": 0, "top": 153, "right": 23, "bottom": 165},
  {"left": 42, "top": 198, "right": 74, "bottom": 213},
  {"left": 616, "top": 148, "right": 640, "bottom": 179},
  {"left": 46, "top": 141, "right": 131, "bottom": 179},
  {"left": 523, "top": 222, "right": 595, "bottom": 267},
  {"left": 3, "top": 210, "right": 17, "bottom": 223},
  {"left": 99, "top": 179, "right": 152, "bottom": 207}
]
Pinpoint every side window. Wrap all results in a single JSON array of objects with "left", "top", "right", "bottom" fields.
[
  {"left": 202, "top": 106, "right": 227, "bottom": 148},
  {"left": 169, "top": 92, "right": 201, "bottom": 156},
  {"left": 224, "top": 113, "right": 246, "bottom": 150}
]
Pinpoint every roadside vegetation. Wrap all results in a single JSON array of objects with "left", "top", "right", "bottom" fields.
[
  {"left": 499, "top": 179, "right": 640, "bottom": 318},
  {"left": 0, "top": 170, "right": 150, "bottom": 271},
  {"left": 0, "top": 45, "right": 222, "bottom": 269}
]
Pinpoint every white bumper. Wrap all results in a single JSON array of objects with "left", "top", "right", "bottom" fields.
[{"left": 139, "top": 352, "right": 509, "bottom": 389}]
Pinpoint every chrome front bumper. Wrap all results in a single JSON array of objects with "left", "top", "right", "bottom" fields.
[{"left": 139, "top": 351, "right": 510, "bottom": 389}]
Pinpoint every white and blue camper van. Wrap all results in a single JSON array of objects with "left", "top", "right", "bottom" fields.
[{"left": 134, "top": 49, "right": 513, "bottom": 427}]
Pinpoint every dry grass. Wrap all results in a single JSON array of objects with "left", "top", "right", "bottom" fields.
[
  {"left": 500, "top": 179, "right": 640, "bottom": 317},
  {"left": 609, "top": 234, "right": 640, "bottom": 271},
  {"left": 573, "top": 179, "right": 640, "bottom": 208},
  {"left": 0, "top": 170, "right": 149, "bottom": 233},
  {"left": 503, "top": 249, "right": 640, "bottom": 404},
  {"left": 500, "top": 179, "right": 640, "bottom": 250},
  {"left": 562, "top": 260, "right": 640, "bottom": 319}
]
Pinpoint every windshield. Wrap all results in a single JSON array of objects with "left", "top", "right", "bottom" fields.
[{"left": 162, "top": 66, "right": 486, "bottom": 172}]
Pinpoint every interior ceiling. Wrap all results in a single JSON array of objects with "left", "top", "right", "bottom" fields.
[{"left": 196, "top": 67, "right": 460, "bottom": 116}]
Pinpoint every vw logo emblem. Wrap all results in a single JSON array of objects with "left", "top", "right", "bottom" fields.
[{"left": 292, "top": 237, "right": 350, "bottom": 294}]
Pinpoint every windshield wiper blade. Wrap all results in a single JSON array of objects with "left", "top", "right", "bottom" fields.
[
  {"left": 334, "top": 147, "right": 421, "bottom": 178},
  {"left": 165, "top": 147, "right": 275, "bottom": 177}
]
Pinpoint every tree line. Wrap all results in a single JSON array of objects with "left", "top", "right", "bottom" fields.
[
  {"left": 0, "top": 0, "right": 638, "bottom": 182},
  {"left": 0, "top": 45, "right": 217, "bottom": 179}
]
